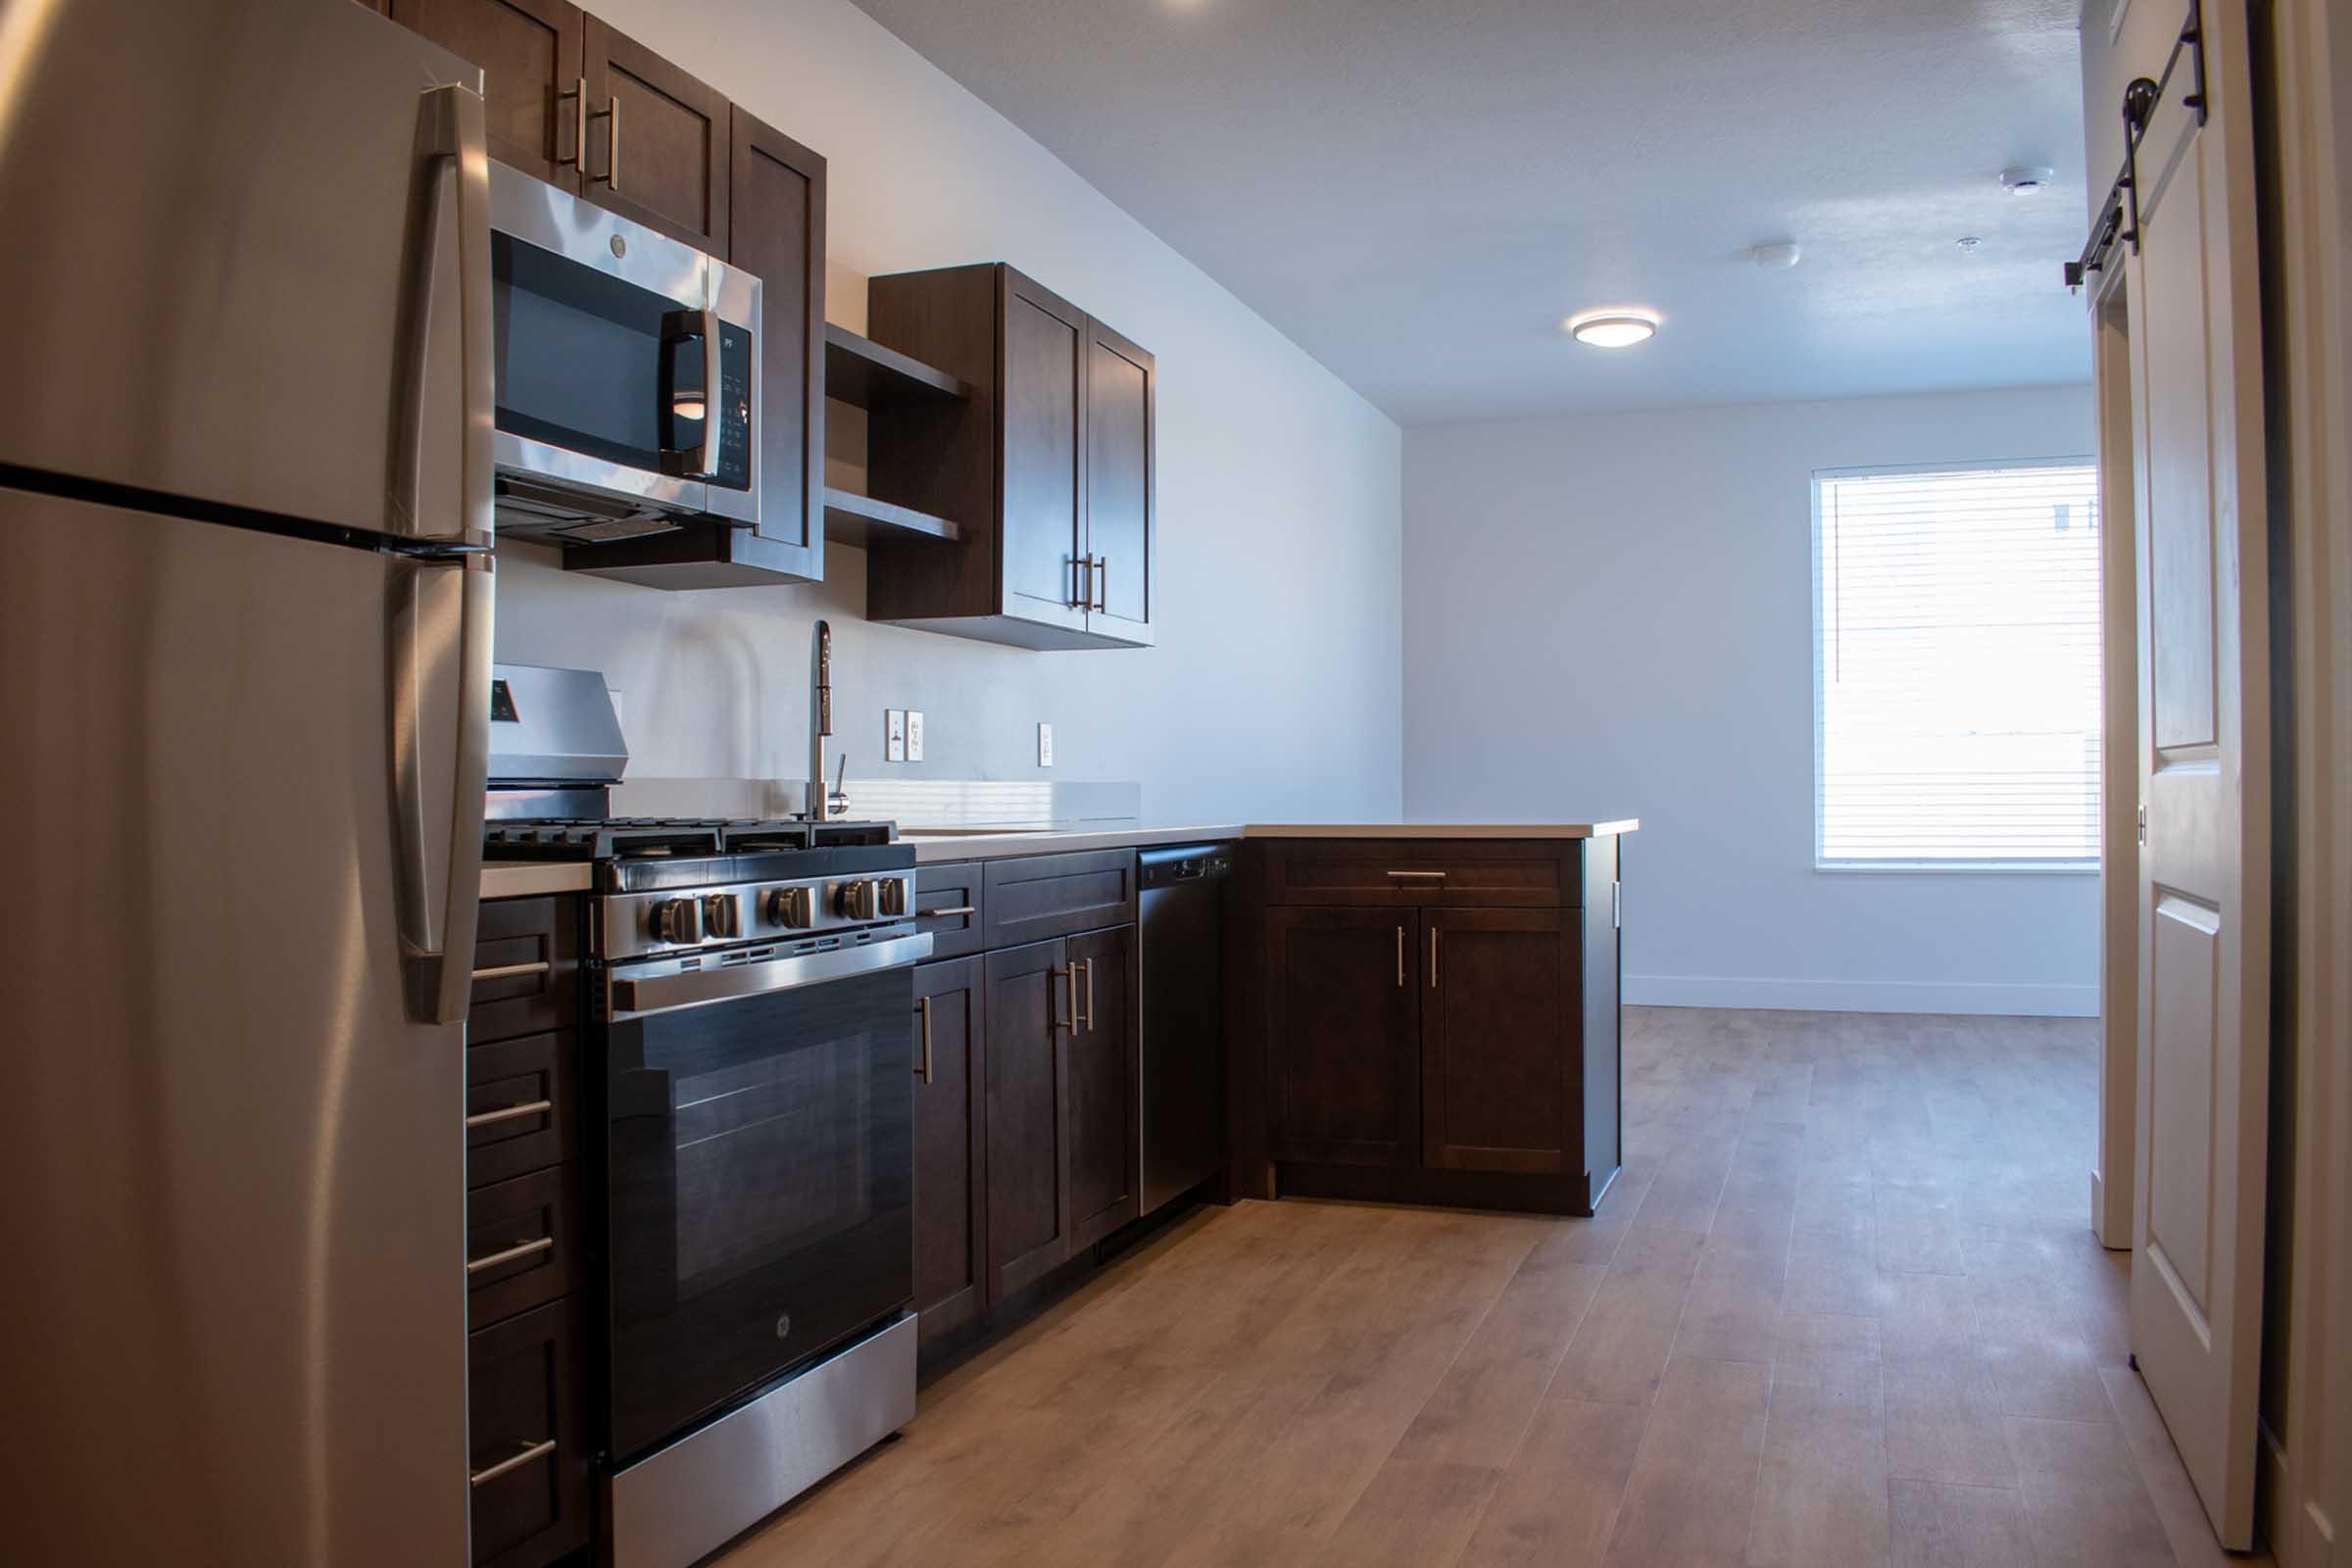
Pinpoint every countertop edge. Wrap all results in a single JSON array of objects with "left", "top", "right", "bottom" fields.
[
  {"left": 480, "top": 861, "right": 594, "bottom": 899},
  {"left": 906, "top": 820, "right": 1638, "bottom": 863}
]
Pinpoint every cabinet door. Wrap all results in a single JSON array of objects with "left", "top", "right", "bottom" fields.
[
  {"left": 728, "top": 106, "right": 825, "bottom": 562},
  {"left": 581, "top": 19, "right": 728, "bottom": 251},
  {"left": 999, "top": 268, "right": 1088, "bottom": 634},
  {"left": 1065, "top": 925, "right": 1139, "bottom": 1250},
  {"left": 1421, "top": 908, "right": 1577, "bottom": 1174},
  {"left": 467, "top": 1296, "right": 589, "bottom": 1568},
  {"left": 1267, "top": 906, "right": 1419, "bottom": 1167},
  {"left": 984, "top": 938, "right": 1073, "bottom": 1298},
  {"left": 390, "top": 0, "right": 585, "bottom": 187},
  {"left": 912, "top": 957, "right": 987, "bottom": 1345},
  {"left": 1083, "top": 317, "right": 1153, "bottom": 645}
]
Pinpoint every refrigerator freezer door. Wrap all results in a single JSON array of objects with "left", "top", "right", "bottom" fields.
[
  {"left": 0, "top": 489, "right": 475, "bottom": 1566},
  {"left": 0, "top": 0, "right": 487, "bottom": 545}
]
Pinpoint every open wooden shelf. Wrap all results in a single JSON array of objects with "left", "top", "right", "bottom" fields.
[
  {"left": 823, "top": 323, "right": 972, "bottom": 408},
  {"left": 821, "top": 486, "right": 962, "bottom": 548}
]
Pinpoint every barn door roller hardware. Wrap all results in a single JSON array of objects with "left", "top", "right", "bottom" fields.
[{"left": 2064, "top": 0, "right": 2208, "bottom": 289}]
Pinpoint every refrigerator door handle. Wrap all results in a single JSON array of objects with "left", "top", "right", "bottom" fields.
[
  {"left": 386, "top": 80, "right": 496, "bottom": 554},
  {"left": 392, "top": 554, "right": 495, "bottom": 1024}
]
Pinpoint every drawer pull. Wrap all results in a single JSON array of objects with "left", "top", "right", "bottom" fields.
[
  {"left": 1385, "top": 869, "right": 1446, "bottom": 881},
  {"left": 466, "top": 1235, "right": 555, "bottom": 1274},
  {"left": 470, "top": 959, "right": 552, "bottom": 983},
  {"left": 468, "top": 1438, "right": 558, "bottom": 1488},
  {"left": 466, "top": 1099, "right": 554, "bottom": 1130},
  {"left": 922, "top": 905, "right": 978, "bottom": 918}
]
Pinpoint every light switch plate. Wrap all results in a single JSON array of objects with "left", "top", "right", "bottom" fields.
[
  {"left": 885, "top": 710, "right": 906, "bottom": 762},
  {"left": 1037, "top": 722, "right": 1054, "bottom": 767},
  {"left": 906, "top": 710, "right": 924, "bottom": 762}
]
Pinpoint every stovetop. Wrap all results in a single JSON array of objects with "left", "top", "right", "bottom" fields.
[{"left": 484, "top": 815, "right": 897, "bottom": 862}]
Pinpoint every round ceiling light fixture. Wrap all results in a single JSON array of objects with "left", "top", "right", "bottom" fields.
[
  {"left": 1565, "top": 310, "right": 1659, "bottom": 348},
  {"left": 2000, "top": 165, "right": 2057, "bottom": 196}
]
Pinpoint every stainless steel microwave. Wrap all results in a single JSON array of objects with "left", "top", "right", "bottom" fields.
[{"left": 487, "top": 162, "right": 760, "bottom": 543}]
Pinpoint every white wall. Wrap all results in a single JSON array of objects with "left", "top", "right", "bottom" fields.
[
  {"left": 493, "top": 0, "right": 1403, "bottom": 824},
  {"left": 1402, "top": 385, "right": 2102, "bottom": 1015}
]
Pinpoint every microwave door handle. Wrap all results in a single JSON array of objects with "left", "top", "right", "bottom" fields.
[
  {"left": 386, "top": 81, "right": 497, "bottom": 554},
  {"left": 697, "top": 307, "right": 722, "bottom": 481}
]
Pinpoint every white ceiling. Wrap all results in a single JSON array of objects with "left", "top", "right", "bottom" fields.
[{"left": 846, "top": 0, "right": 2094, "bottom": 424}]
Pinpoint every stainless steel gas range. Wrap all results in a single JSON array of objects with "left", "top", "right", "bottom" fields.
[{"left": 486, "top": 664, "right": 923, "bottom": 1568}]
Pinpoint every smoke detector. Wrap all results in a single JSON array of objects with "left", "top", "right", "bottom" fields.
[
  {"left": 2001, "top": 166, "right": 2057, "bottom": 196},
  {"left": 1747, "top": 241, "right": 1802, "bottom": 269}
]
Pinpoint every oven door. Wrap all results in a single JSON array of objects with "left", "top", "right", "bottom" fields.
[
  {"left": 488, "top": 163, "right": 758, "bottom": 534},
  {"left": 599, "top": 931, "right": 927, "bottom": 1462}
]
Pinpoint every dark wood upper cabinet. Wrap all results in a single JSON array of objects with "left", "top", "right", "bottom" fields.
[
  {"left": 579, "top": 19, "right": 728, "bottom": 251},
  {"left": 389, "top": 0, "right": 585, "bottom": 186},
  {"left": 726, "top": 106, "right": 825, "bottom": 561},
  {"left": 983, "top": 938, "right": 1073, "bottom": 1298},
  {"left": 866, "top": 264, "right": 1155, "bottom": 649},
  {"left": 912, "top": 957, "right": 987, "bottom": 1347},
  {"left": 1084, "top": 318, "right": 1154, "bottom": 642},
  {"left": 1266, "top": 906, "right": 1419, "bottom": 1168},
  {"left": 1419, "top": 908, "right": 1576, "bottom": 1175},
  {"left": 1064, "top": 924, "right": 1139, "bottom": 1250}
]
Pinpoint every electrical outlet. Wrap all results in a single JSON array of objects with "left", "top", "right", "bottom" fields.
[
  {"left": 885, "top": 709, "right": 906, "bottom": 762},
  {"left": 1037, "top": 722, "right": 1054, "bottom": 767},
  {"left": 906, "top": 710, "right": 924, "bottom": 762}
]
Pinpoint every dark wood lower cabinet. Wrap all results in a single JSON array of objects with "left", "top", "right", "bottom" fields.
[
  {"left": 1421, "top": 908, "right": 1576, "bottom": 1174},
  {"left": 1266, "top": 906, "right": 1419, "bottom": 1167},
  {"left": 1250, "top": 839, "right": 1626, "bottom": 1216},
  {"left": 466, "top": 1296, "right": 589, "bottom": 1568},
  {"left": 911, "top": 956, "right": 987, "bottom": 1346},
  {"left": 1065, "top": 924, "right": 1138, "bottom": 1250},
  {"left": 983, "top": 937, "right": 1072, "bottom": 1299}
]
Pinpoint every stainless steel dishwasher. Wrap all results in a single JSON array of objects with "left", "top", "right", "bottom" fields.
[{"left": 1138, "top": 843, "right": 1235, "bottom": 1214}]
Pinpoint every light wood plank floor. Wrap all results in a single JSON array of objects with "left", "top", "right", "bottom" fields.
[{"left": 718, "top": 1006, "right": 2265, "bottom": 1568}]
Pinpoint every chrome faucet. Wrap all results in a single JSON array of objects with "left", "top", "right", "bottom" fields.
[{"left": 808, "top": 621, "right": 849, "bottom": 818}]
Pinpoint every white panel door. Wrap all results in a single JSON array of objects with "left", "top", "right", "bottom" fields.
[{"left": 2118, "top": 0, "right": 2273, "bottom": 1548}]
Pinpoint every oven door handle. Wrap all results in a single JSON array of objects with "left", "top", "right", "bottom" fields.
[{"left": 608, "top": 932, "right": 934, "bottom": 1019}]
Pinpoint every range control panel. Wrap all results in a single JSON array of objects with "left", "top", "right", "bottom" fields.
[{"left": 602, "top": 870, "right": 916, "bottom": 960}]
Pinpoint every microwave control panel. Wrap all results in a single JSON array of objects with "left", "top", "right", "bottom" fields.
[{"left": 714, "top": 322, "right": 754, "bottom": 492}]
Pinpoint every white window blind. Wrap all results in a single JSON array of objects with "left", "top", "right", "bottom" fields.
[{"left": 1814, "top": 461, "right": 2102, "bottom": 868}]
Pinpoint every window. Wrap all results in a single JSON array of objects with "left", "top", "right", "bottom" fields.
[{"left": 1813, "top": 460, "right": 2102, "bottom": 869}]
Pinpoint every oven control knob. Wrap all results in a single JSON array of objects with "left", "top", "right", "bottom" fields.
[
  {"left": 765, "top": 885, "right": 815, "bottom": 927},
  {"left": 877, "top": 877, "right": 908, "bottom": 917},
  {"left": 652, "top": 898, "right": 705, "bottom": 945},
  {"left": 702, "top": 893, "right": 742, "bottom": 940},
  {"left": 833, "top": 879, "right": 878, "bottom": 919}
]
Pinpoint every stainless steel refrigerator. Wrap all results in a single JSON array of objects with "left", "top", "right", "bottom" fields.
[{"left": 0, "top": 0, "right": 495, "bottom": 1561}]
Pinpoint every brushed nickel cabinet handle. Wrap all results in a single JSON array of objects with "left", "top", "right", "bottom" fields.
[
  {"left": 466, "top": 1236, "right": 554, "bottom": 1275},
  {"left": 915, "top": 995, "right": 934, "bottom": 1083},
  {"left": 466, "top": 1099, "right": 554, "bottom": 1130},
  {"left": 469, "top": 1439, "right": 558, "bottom": 1488},
  {"left": 1092, "top": 555, "right": 1108, "bottom": 612},
  {"left": 1430, "top": 927, "right": 1440, "bottom": 989},
  {"left": 1385, "top": 869, "right": 1446, "bottom": 881},
  {"left": 591, "top": 95, "right": 619, "bottom": 189},
  {"left": 924, "top": 905, "right": 977, "bottom": 918},
  {"left": 469, "top": 958, "right": 551, "bottom": 983},
  {"left": 1076, "top": 957, "right": 1095, "bottom": 1030},
  {"left": 561, "top": 76, "right": 586, "bottom": 170},
  {"left": 1396, "top": 925, "right": 1404, "bottom": 988}
]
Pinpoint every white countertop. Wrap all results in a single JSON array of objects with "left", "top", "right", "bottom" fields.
[
  {"left": 480, "top": 861, "right": 593, "bottom": 899},
  {"left": 903, "top": 820, "right": 1637, "bottom": 863},
  {"left": 485, "top": 820, "right": 1642, "bottom": 884}
]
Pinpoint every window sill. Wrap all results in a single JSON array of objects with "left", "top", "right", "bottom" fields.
[{"left": 1813, "top": 859, "right": 2101, "bottom": 876}]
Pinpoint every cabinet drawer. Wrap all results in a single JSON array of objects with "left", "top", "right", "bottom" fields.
[
  {"left": 467, "top": 1296, "right": 589, "bottom": 1568},
  {"left": 1263, "top": 841, "right": 1575, "bottom": 908},
  {"left": 983, "top": 848, "right": 1138, "bottom": 947},
  {"left": 914, "top": 860, "right": 986, "bottom": 961},
  {"left": 469, "top": 897, "right": 579, "bottom": 1044},
  {"left": 466, "top": 1164, "right": 584, "bottom": 1331},
  {"left": 466, "top": 1031, "right": 577, "bottom": 1189}
]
